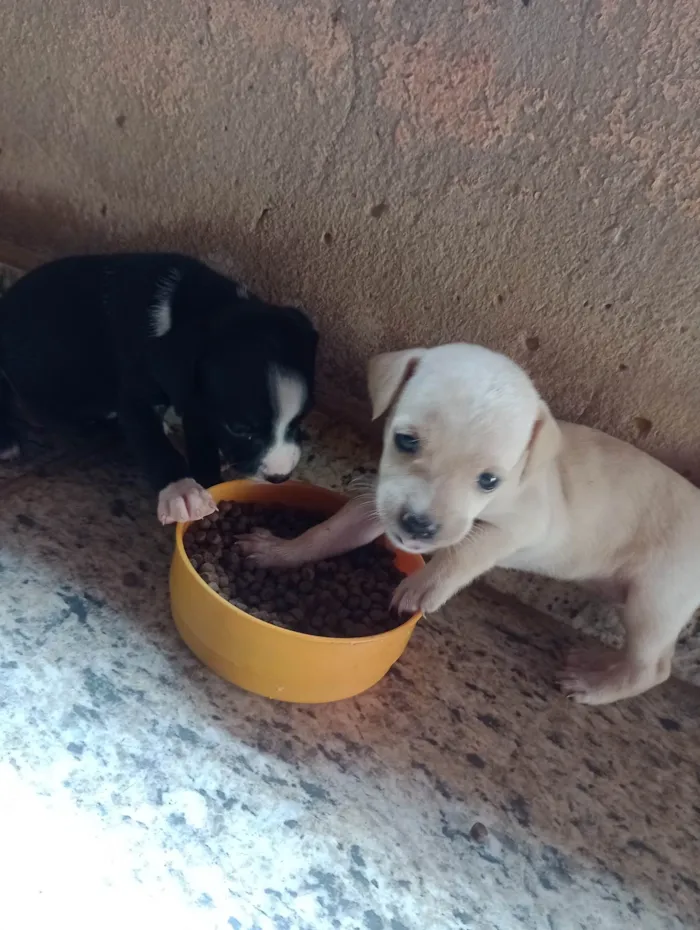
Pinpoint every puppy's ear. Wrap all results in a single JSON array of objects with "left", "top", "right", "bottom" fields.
[
  {"left": 367, "top": 349, "right": 425, "bottom": 420},
  {"left": 522, "top": 402, "right": 561, "bottom": 482}
]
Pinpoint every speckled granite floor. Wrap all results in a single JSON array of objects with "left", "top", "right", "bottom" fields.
[{"left": 0, "top": 264, "right": 699, "bottom": 930}]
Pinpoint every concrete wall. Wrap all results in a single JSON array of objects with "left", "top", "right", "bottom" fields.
[{"left": 1, "top": 1, "right": 699, "bottom": 474}]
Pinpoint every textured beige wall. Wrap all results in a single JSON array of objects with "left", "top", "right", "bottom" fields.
[{"left": 1, "top": 1, "right": 700, "bottom": 473}]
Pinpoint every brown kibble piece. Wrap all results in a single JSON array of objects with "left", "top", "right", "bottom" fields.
[
  {"left": 224, "top": 552, "right": 241, "bottom": 571},
  {"left": 470, "top": 822, "right": 488, "bottom": 843}
]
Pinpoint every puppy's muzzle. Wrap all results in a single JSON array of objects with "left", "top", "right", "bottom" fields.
[
  {"left": 262, "top": 472, "right": 291, "bottom": 484},
  {"left": 399, "top": 509, "right": 440, "bottom": 541}
]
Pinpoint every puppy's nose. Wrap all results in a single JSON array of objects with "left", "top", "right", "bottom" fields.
[
  {"left": 263, "top": 473, "right": 291, "bottom": 484},
  {"left": 399, "top": 510, "right": 440, "bottom": 540}
]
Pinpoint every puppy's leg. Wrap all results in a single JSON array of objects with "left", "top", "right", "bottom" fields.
[
  {"left": 238, "top": 496, "right": 383, "bottom": 568},
  {"left": 391, "top": 523, "right": 516, "bottom": 617},
  {"left": 0, "top": 374, "right": 21, "bottom": 461},
  {"left": 558, "top": 585, "right": 689, "bottom": 705},
  {"left": 118, "top": 393, "right": 216, "bottom": 524},
  {"left": 182, "top": 409, "right": 222, "bottom": 489},
  {"left": 0, "top": 423, "right": 20, "bottom": 461}
]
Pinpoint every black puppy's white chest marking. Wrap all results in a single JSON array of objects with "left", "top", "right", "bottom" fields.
[
  {"left": 150, "top": 269, "right": 183, "bottom": 338},
  {"left": 161, "top": 404, "right": 183, "bottom": 438}
]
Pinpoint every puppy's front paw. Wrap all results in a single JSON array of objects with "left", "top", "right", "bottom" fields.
[
  {"left": 158, "top": 478, "right": 217, "bottom": 525},
  {"left": 0, "top": 439, "right": 21, "bottom": 462},
  {"left": 237, "top": 528, "right": 296, "bottom": 568},
  {"left": 390, "top": 569, "right": 446, "bottom": 619}
]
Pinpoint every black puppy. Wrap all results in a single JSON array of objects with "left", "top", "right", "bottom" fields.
[{"left": 0, "top": 253, "right": 318, "bottom": 523}]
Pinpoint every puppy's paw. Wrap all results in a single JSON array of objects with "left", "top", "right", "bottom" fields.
[
  {"left": 556, "top": 647, "right": 658, "bottom": 705},
  {"left": 0, "top": 441, "right": 21, "bottom": 462},
  {"left": 158, "top": 478, "right": 217, "bottom": 525},
  {"left": 237, "top": 528, "right": 297, "bottom": 568},
  {"left": 390, "top": 570, "right": 446, "bottom": 619}
]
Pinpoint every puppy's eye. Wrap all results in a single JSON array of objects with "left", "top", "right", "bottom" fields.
[
  {"left": 477, "top": 472, "right": 500, "bottom": 492},
  {"left": 225, "top": 425, "right": 254, "bottom": 442},
  {"left": 394, "top": 432, "right": 420, "bottom": 454}
]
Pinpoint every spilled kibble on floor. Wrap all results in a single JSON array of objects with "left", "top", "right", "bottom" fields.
[
  {"left": 470, "top": 822, "right": 489, "bottom": 843},
  {"left": 184, "top": 501, "right": 407, "bottom": 637}
]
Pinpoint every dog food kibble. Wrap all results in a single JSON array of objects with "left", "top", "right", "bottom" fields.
[{"left": 184, "top": 501, "right": 407, "bottom": 637}]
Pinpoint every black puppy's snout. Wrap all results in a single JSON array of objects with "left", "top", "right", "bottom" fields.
[
  {"left": 399, "top": 509, "right": 440, "bottom": 540},
  {"left": 264, "top": 473, "right": 291, "bottom": 485}
]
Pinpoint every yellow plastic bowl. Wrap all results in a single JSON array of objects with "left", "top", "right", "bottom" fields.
[{"left": 169, "top": 479, "right": 425, "bottom": 703}]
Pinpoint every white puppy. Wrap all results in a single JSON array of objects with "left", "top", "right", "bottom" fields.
[{"left": 240, "top": 343, "right": 700, "bottom": 705}]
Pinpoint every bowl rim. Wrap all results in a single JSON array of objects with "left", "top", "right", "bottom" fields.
[{"left": 173, "top": 478, "right": 424, "bottom": 645}]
